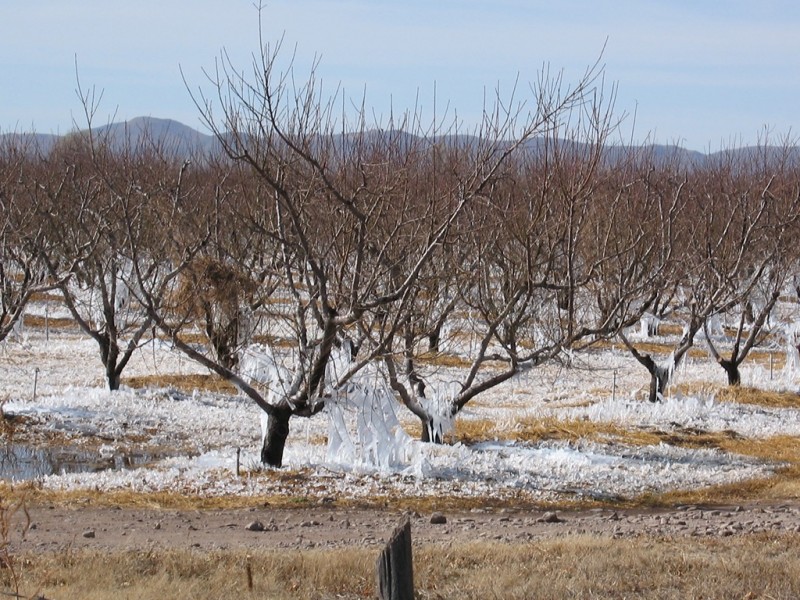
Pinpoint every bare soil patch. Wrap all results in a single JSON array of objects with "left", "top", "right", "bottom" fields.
[
  {"left": 7, "top": 500, "right": 800, "bottom": 554},
  {"left": 4, "top": 501, "right": 800, "bottom": 599}
]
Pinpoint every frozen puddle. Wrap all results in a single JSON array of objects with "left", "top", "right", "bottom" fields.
[{"left": 0, "top": 442, "right": 176, "bottom": 482}]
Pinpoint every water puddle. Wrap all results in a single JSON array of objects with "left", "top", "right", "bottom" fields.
[{"left": 0, "top": 442, "right": 169, "bottom": 481}]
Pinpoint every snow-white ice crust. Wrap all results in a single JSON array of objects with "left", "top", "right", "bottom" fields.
[{"left": 3, "top": 310, "right": 800, "bottom": 503}]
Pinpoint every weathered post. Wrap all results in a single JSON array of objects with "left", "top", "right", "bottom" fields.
[
  {"left": 376, "top": 516, "right": 414, "bottom": 600},
  {"left": 33, "top": 367, "right": 40, "bottom": 402},
  {"left": 612, "top": 369, "right": 617, "bottom": 402}
]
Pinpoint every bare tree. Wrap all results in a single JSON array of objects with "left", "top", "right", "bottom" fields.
[
  {"left": 127, "top": 22, "right": 615, "bottom": 465},
  {"left": 38, "top": 100, "right": 211, "bottom": 391},
  {"left": 703, "top": 149, "right": 800, "bottom": 385},
  {"left": 0, "top": 136, "right": 58, "bottom": 342},
  {"left": 383, "top": 88, "right": 672, "bottom": 441},
  {"left": 620, "top": 148, "right": 778, "bottom": 400}
]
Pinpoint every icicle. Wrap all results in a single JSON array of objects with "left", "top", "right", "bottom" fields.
[
  {"left": 323, "top": 366, "right": 414, "bottom": 471},
  {"left": 783, "top": 323, "right": 800, "bottom": 375}
]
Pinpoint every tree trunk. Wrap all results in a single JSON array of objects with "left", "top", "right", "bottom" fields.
[
  {"left": 107, "top": 367, "right": 121, "bottom": 391},
  {"left": 647, "top": 319, "right": 659, "bottom": 337},
  {"left": 261, "top": 410, "right": 292, "bottom": 468},
  {"left": 419, "top": 416, "right": 443, "bottom": 444},
  {"left": 208, "top": 322, "right": 240, "bottom": 371},
  {"left": 427, "top": 329, "right": 441, "bottom": 353},
  {"left": 100, "top": 337, "right": 121, "bottom": 391},
  {"left": 720, "top": 359, "right": 741, "bottom": 386},
  {"left": 646, "top": 360, "right": 672, "bottom": 403}
]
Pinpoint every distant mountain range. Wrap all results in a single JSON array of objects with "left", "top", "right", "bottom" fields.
[
  {"left": 0, "top": 117, "right": 219, "bottom": 157},
  {"left": 2, "top": 116, "right": 797, "bottom": 168}
]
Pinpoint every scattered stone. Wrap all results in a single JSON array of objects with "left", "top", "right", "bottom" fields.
[
  {"left": 82, "top": 530, "right": 95, "bottom": 539},
  {"left": 300, "top": 520, "right": 321, "bottom": 527},
  {"left": 245, "top": 521, "right": 265, "bottom": 532},
  {"left": 537, "top": 512, "right": 563, "bottom": 524},
  {"left": 154, "top": 522, "right": 162, "bottom": 530},
  {"left": 430, "top": 513, "right": 447, "bottom": 525}
]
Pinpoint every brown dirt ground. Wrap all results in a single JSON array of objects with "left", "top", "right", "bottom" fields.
[{"left": 8, "top": 501, "right": 800, "bottom": 555}]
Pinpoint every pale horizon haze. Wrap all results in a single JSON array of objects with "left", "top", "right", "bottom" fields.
[{"left": 2, "top": 1, "right": 799, "bottom": 152}]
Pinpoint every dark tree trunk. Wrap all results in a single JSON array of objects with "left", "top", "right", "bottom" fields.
[
  {"left": 261, "top": 410, "right": 292, "bottom": 468},
  {"left": 427, "top": 330, "right": 441, "bottom": 353},
  {"left": 647, "top": 319, "right": 659, "bottom": 337},
  {"left": 107, "top": 367, "right": 121, "bottom": 391},
  {"left": 100, "top": 336, "right": 121, "bottom": 391},
  {"left": 208, "top": 319, "right": 239, "bottom": 371},
  {"left": 419, "top": 416, "right": 443, "bottom": 444},
  {"left": 211, "top": 335, "right": 238, "bottom": 370},
  {"left": 720, "top": 359, "right": 741, "bottom": 386},
  {"left": 645, "top": 359, "right": 671, "bottom": 403}
]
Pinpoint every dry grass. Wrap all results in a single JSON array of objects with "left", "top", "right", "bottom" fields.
[
  {"left": 453, "top": 415, "right": 732, "bottom": 449},
  {"left": 21, "top": 314, "right": 77, "bottom": 330},
  {"left": 648, "top": 464, "right": 800, "bottom": 507},
  {"left": 627, "top": 341, "right": 708, "bottom": 359},
  {"left": 175, "top": 331, "right": 208, "bottom": 345},
  {"left": 9, "top": 547, "right": 374, "bottom": 600},
  {"left": 415, "top": 351, "right": 476, "bottom": 369},
  {"left": 748, "top": 349, "right": 787, "bottom": 370},
  {"left": 251, "top": 334, "right": 296, "bottom": 348},
  {"left": 715, "top": 386, "right": 800, "bottom": 409},
  {"left": 0, "top": 482, "right": 571, "bottom": 516},
  {"left": 656, "top": 322, "right": 685, "bottom": 336},
  {"left": 671, "top": 382, "right": 800, "bottom": 409},
  {"left": 7, "top": 534, "right": 800, "bottom": 599},
  {"left": 0, "top": 483, "right": 321, "bottom": 512},
  {"left": 592, "top": 338, "right": 708, "bottom": 359},
  {"left": 122, "top": 373, "right": 238, "bottom": 394},
  {"left": 28, "top": 292, "right": 63, "bottom": 303}
]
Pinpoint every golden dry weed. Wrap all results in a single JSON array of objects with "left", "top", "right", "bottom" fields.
[{"left": 8, "top": 534, "right": 800, "bottom": 599}]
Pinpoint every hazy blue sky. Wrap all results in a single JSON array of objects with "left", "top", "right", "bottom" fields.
[{"left": 2, "top": 1, "right": 799, "bottom": 151}]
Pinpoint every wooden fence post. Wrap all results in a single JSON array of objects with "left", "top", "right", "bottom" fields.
[{"left": 376, "top": 516, "right": 414, "bottom": 600}]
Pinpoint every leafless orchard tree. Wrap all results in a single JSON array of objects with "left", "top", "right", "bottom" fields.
[
  {"left": 702, "top": 147, "right": 800, "bottom": 385},
  {"left": 37, "top": 91, "right": 212, "bottom": 391},
  {"left": 383, "top": 84, "right": 674, "bottom": 440},
  {"left": 125, "top": 23, "right": 618, "bottom": 465},
  {"left": 620, "top": 147, "right": 783, "bottom": 399},
  {"left": 0, "top": 136, "right": 59, "bottom": 343}
]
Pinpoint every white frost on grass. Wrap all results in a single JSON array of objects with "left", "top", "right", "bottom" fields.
[
  {"left": 555, "top": 393, "right": 800, "bottom": 439},
  {"left": 38, "top": 436, "right": 770, "bottom": 503},
  {"left": 2, "top": 320, "right": 799, "bottom": 502}
]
